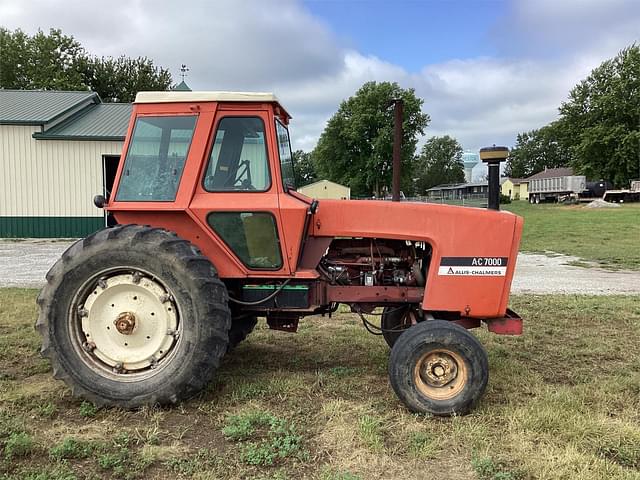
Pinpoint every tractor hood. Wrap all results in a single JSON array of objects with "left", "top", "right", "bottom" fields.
[{"left": 311, "top": 199, "right": 523, "bottom": 318}]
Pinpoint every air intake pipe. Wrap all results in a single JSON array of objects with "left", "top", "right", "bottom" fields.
[{"left": 479, "top": 145, "right": 509, "bottom": 210}]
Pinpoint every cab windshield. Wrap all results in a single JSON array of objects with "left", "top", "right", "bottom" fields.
[{"left": 275, "top": 119, "right": 296, "bottom": 190}]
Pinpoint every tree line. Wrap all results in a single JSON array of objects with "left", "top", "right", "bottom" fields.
[
  {"left": 295, "top": 82, "right": 465, "bottom": 197},
  {"left": 305, "top": 45, "right": 639, "bottom": 194},
  {"left": 0, "top": 28, "right": 172, "bottom": 102},
  {"left": 3, "top": 28, "right": 637, "bottom": 191},
  {"left": 506, "top": 45, "right": 639, "bottom": 187}
]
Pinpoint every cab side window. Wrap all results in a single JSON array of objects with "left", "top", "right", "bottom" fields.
[
  {"left": 208, "top": 212, "right": 282, "bottom": 269},
  {"left": 203, "top": 117, "right": 270, "bottom": 191}
]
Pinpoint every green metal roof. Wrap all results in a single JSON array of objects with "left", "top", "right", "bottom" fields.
[
  {"left": 33, "top": 103, "right": 132, "bottom": 141},
  {"left": 172, "top": 80, "right": 192, "bottom": 91},
  {"left": 0, "top": 89, "right": 98, "bottom": 125}
]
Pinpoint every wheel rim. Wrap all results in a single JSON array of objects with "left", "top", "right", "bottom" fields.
[
  {"left": 413, "top": 349, "right": 468, "bottom": 401},
  {"left": 70, "top": 268, "right": 181, "bottom": 380}
]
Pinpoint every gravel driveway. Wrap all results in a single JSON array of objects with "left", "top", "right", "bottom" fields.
[{"left": 1, "top": 239, "right": 639, "bottom": 294}]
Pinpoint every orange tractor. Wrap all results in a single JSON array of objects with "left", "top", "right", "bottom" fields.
[{"left": 37, "top": 92, "right": 523, "bottom": 416}]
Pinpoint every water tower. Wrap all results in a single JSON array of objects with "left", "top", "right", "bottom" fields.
[{"left": 462, "top": 151, "right": 479, "bottom": 182}]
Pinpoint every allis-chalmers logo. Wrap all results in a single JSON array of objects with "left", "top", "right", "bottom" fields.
[{"left": 438, "top": 257, "right": 508, "bottom": 277}]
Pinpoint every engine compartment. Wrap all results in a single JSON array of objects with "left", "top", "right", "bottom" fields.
[{"left": 319, "top": 238, "right": 430, "bottom": 288}]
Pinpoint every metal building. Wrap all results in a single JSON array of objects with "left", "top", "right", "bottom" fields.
[
  {"left": 0, "top": 90, "right": 131, "bottom": 237},
  {"left": 298, "top": 180, "right": 350, "bottom": 199}
]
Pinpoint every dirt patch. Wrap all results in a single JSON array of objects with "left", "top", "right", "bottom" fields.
[
  {"left": 512, "top": 252, "right": 640, "bottom": 294},
  {"left": 0, "top": 239, "right": 74, "bottom": 288},
  {"left": 585, "top": 198, "right": 620, "bottom": 208}
]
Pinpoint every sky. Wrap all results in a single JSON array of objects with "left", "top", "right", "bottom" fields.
[{"left": 1, "top": 0, "right": 639, "bottom": 153}]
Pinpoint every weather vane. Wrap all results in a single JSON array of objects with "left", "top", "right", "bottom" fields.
[{"left": 180, "top": 64, "right": 189, "bottom": 82}]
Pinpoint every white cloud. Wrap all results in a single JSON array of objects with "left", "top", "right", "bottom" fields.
[
  {"left": 494, "top": 0, "right": 640, "bottom": 60},
  {"left": 1, "top": 0, "right": 638, "bottom": 153}
]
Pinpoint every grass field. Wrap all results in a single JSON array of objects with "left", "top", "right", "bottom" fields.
[
  {"left": 504, "top": 202, "right": 640, "bottom": 270},
  {"left": 1, "top": 289, "right": 640, "bottom": 479}
]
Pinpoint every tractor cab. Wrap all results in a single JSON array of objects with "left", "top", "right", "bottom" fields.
[{"left": 108, "top": 91, "right": 311, "bottom": 276}]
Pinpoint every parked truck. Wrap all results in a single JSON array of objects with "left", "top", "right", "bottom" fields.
[
  {"left": 603, "top": 180, "right": 640, "bottom": 203},
  {"left": 528, "top": 169, "right": 586, "bottom": 204}
]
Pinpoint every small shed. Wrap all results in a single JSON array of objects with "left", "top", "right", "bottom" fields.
[
  {"left": 501, "top": 178, "right": 529, "bottom": 200},
  {"left": 298, "top": 180, "right": 350, "bottom": 200},
  {"left": 0, "top": 90, "right": 131, "bottom": 237}
]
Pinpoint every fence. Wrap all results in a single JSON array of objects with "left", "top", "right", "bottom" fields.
[{"left": 352, "top": 195, "right": 488, "bottom": 208}]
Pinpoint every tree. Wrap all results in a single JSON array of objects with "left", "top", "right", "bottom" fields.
[
  {"left": 313, "top": 81, "right": 430, "bottom": 197},
  {"left": 292, "top": 150, "right": 317, "bottom": 187},
  {"left": 77, "top": 56, "right": 172, "bottom": 103},
  {"left": 0, "top": 28, "right": 84, "bottom": 90},
  {"left": 505, "top": 122, "right": 572, "bottom": 178},
  {"left": 414, "top": 136, "right": 465, "bottom": 192},
  {"left": 559, "top": 45, "right": 640, "bottom": 186},
  {"left": 0, "top": 28, "right": 172, "bottom": 103}
]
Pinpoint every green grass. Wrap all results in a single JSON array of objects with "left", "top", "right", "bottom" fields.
[
  {"left": 49, "top": 438, "right": 95, "bottom": 460},
  {"left": 78, "top": 400, "right": 98, "bottom": 418},
  {"left": 4, "top": 432, "right": 33, "bottom": 460},
  {"left": 1, "top": 288, "right": 640, "bottom": 479},
  {"left": 505, "top": 201, "right": 640, "bottom": 269}
]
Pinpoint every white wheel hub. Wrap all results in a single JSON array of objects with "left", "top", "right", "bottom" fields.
[{"left": 80, "top": 274, "right": 178, "bottom": 372}]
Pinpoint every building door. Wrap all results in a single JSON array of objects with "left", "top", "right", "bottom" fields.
[{"left": 102, "top": 155, "right": 120, "bottom": 226}]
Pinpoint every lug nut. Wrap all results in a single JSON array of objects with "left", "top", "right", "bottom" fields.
[{"left": 159, "top": 294, "right": 173, "bottom": 303}]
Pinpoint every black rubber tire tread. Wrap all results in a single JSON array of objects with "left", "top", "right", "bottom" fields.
[
  {"left": 227, "top": 315, "right": 258, "bottom": 352},
  {"left": 381, "top": 306, "right": 412, "bottom": 348},
  {"left": 388, "top": 320, "right": 488, "bottom": 416},
  {"left": 36, "top": 225, "right": 231, "bottom": 408}
]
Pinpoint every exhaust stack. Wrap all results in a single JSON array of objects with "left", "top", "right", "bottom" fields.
[
  {"left": 391, "top": 99, "right": 404, "bottom": 202},
  {"left": 479, "top": 145, "right": 509, "bottom": 210}
]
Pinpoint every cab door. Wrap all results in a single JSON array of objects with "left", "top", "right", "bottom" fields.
[{"left": 189, "top": 109, "right": 290, "bottom": 277}]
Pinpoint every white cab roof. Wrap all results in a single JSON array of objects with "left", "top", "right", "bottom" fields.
[{"left": 134, "top": 91, "right": 280, "bottom": 104}]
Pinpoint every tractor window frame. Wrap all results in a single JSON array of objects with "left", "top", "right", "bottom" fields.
[
  {"left": 202, "top": 116, "right": 272, "bottom": 193},
  {"left": 275, "top": 118, "right": 296, "bottom": 191},
  {"left": 206, "top": 211, "right": 283, "bottom": 270},
  {"left": 115, "top": 114, "right": 198, "bottom": 202}
]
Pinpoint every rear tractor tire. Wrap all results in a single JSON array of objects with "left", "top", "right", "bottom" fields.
[
  {"left": 388, "top": 320, "right": 488, "bottom": 416},
  {"left": 36, "top": 225, "right": 231, "bottom": 408}
]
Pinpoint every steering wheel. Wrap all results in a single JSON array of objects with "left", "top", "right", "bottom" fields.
[{"left": 224, "top": 159, "right": 253, "bottom": 189}]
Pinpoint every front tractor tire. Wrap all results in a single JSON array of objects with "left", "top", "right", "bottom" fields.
[
  {"left": 388, "top": 320, "right": 488, "bottom": 416},
  {"left": 227, "top": 315, "right": 258, "bottom": 352},
  {"left": 36, "top": 225, "right": 231, "bottom": 408}
]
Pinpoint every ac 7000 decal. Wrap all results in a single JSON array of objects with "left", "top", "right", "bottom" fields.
[{"left": 438, "top": 257, "right": 508, "bottom": 276}]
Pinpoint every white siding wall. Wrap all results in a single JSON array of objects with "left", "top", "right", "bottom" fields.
[
  {"left": 0, "top": 125, "right": 123, "bottom": 217},
  {"left": 298, "top": 180, "right": 350, "bottom": 200}
]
